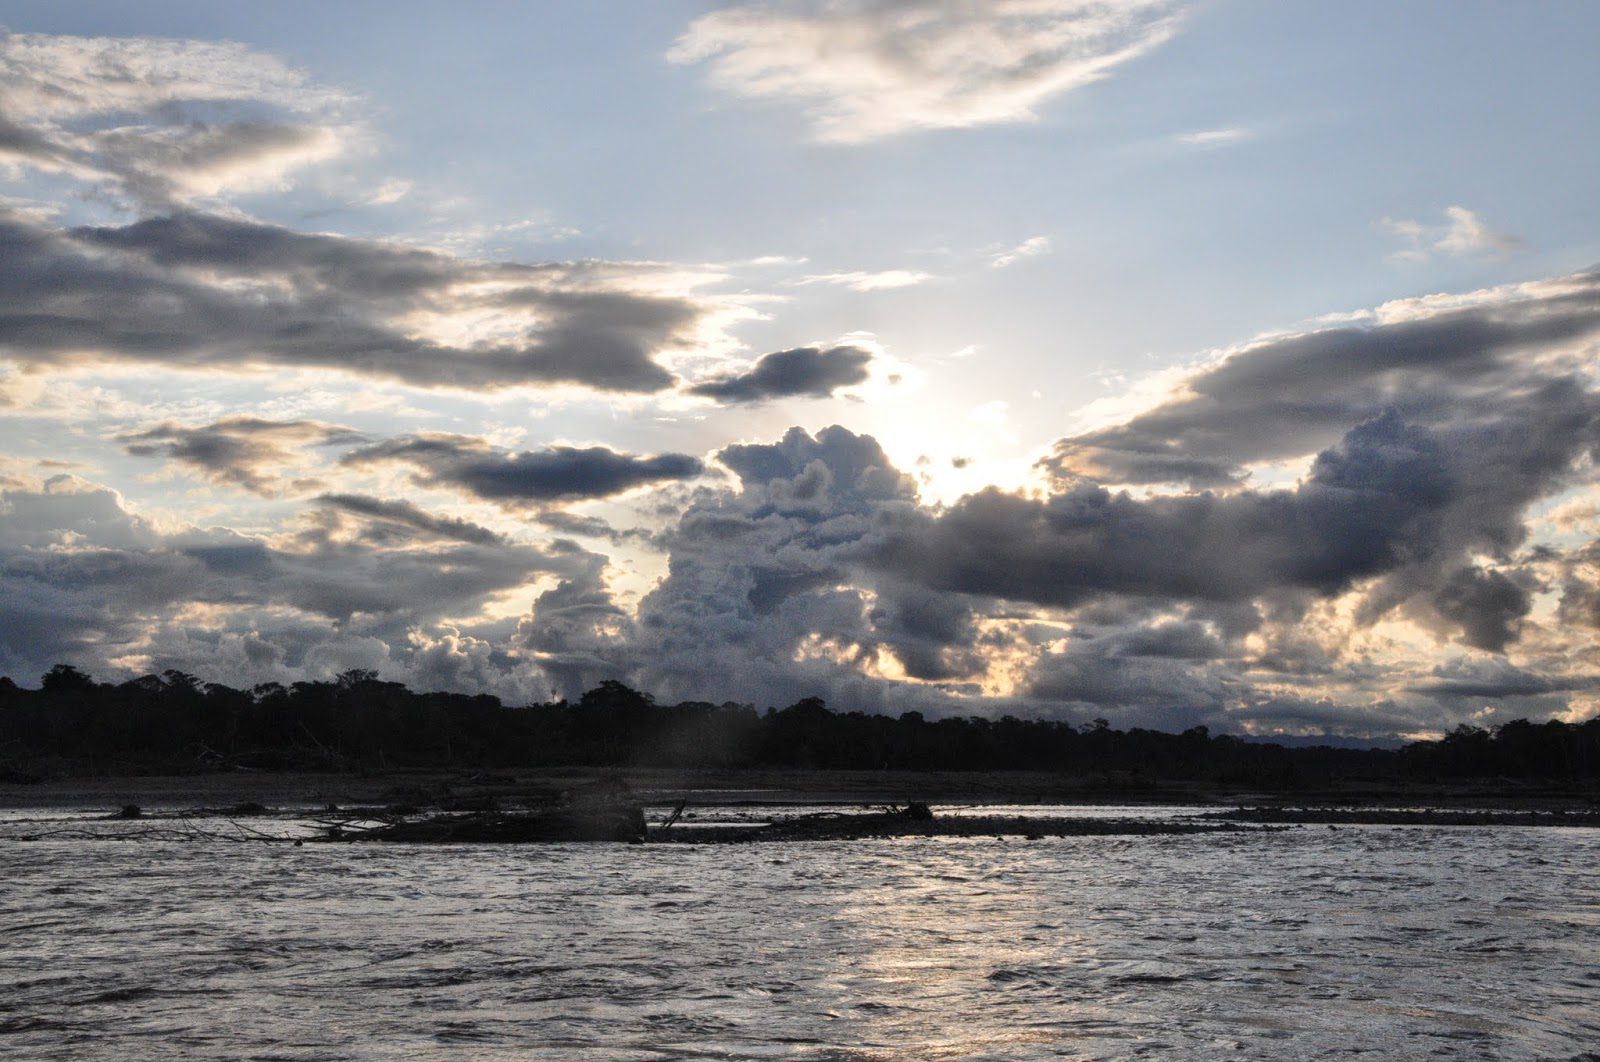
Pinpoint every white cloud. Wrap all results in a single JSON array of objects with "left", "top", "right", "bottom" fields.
[
  {"left": 0, "top": 30, "right": 355, "bottom": 207},
  {"left": 1380, "top": 205, "right": 1523, "bottom": 263},
  {"left": 1173, "top": 126, "right": 1251, "bottom": 147},
  {"left": 990, "top": 234, "right": 1053, "bottom": 268},
  {"left": 671, "top": 0, "right": 1185, "bottom": 143},
  {"left": 794, "top": 268, "right": 933, "bottom": 291},
  {"left": 1435, "top": 205, "right": 1522, "bottom": 256},
  {"left": 0, "top": 32, "right": 342, "bottom": 119},
  {"left": 365, "top": 178, "right": 413, "bottom": 206}
]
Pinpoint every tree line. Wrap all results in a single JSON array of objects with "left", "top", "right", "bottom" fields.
[{"left": 1, "top": 664, "right": 1596, "bottom": 783}]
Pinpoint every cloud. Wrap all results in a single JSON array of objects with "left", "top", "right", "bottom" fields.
[
  {"left": 972, "top": 269, "right": 1600, "bottom": 664},
  {"left": 0, "top": 474, "right": 602, "bottom": 685},
  {"left": 530, "top": 510, "right": 660, "bottom": 547},
  {"left": 1380, "top": 205, "right": 1523, "bottom": 262},
  {"left": 340, "top": 433, "right": 704, "bottom": 508},
  {"left": 670, "top": 0, "right": 1184, "bottom": 143},
  {"left": 598, "top": 412, "right": 1579, "bottom": 727},
  {"left": 1422, "top": 564, "right": 1534, "bottom": 653},
  {"left": 1408, "top": 659, "right": 1590, "bottom": 701},
  {"left": 7, "top": 265, "right": 1600, "bottom": 738},
  {"left": 688, "top": 344, "right": 873, "bottom": 403},
  {"left": 884, "top": 412, "right": 1485, "bottom": 608},
  {"left": 515, "top": 548, "right": 635, "bottom": 697},
  {"left": 1043, "top": 269, "right": 1600, "bottom": 488},
  {"left": 794, "top": 269, "right": 932, "bottom": 291},
  {"left": 0, "top": 30, "right": 352, "bottom": 207},
  {"left": 116, "top": 415, "right": 707, "bottom": 513},
  {"left": 1557, "top": 539, "right": 1600, "bottom": 631},
  {"left": 121, "top": 417, "right": 360, "bottom": 495},
  {"left": 843, "top": 270, "right": 1600, "bottom": 708},
  {"left": 0, "top": 208, "right": 737, "bottom": 393},
  {"left": 1173, "top": 126, "right": 1251, "bottom": 148},
  {"left": 1099, "top": 619, "right": 1225, "bottom": 659},
  {"left": 312, "top": 493, "right": 506, "bottom": 546},
  {"left": 365, "top": 178, "right": 412, "bottom": 206},
  {"left": 990, "top": 235, "right": 1053, "bottom": 268},
  {"left": 609, "top": 258, "right": 1600, "bottom": 727},
  {"left": 1434, "top": 206, "right": 1523, "bottom": 255},
  {"left": 615, "top": 425, "right": 963, "bottom": 706}
]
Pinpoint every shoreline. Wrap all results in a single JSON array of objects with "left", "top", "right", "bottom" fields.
[{"left": 4, "top": 766, "right": 1598, "bottom": 813}]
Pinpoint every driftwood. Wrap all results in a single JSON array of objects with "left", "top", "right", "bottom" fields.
[
  {"left": 313, "top": 795, "right": 1283, "bottom": 845},
  {"left": 659, "top": 800, "right": 688, "bottom": 831},
  {"left": 1207, "top": 806, "right": 1600, "bottom": 828},
  {"left": 319, "top": 779, "right": 648, "bottom": 843},
  {"left": 327, "top": 806, "right": 647, "bottom": 843},
  {"left": 655, "top": 810, "right": 1273, "bottom": 844}
]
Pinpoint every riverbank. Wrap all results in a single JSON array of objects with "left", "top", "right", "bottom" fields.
[{"left": 3, "top": 765, "right": 1598, "bottom": 814}]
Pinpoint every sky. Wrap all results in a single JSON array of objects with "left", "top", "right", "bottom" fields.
[{"left": 1, "top": 1, "right": 1597, "bottom": 739}]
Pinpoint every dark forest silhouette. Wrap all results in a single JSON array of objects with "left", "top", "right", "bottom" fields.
[{"left": 1, "top": 664, "right": 1596, "bottom": 784}]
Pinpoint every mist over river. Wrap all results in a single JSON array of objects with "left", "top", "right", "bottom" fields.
[{"left": 3, "top": 810, "right": 1597, "bottom": 1059}]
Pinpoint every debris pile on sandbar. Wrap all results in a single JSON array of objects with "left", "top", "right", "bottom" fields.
[{"left": 316, "top": 790, "right": 1275, "bottom": 845}]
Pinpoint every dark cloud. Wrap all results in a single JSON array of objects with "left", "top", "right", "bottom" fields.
[
  {"left": 717, "top": 424, "right": 916, "bottom": 500},
  {"left": 1025, "top": 650, "right": 1228, "bottom": 722},
  {"left": 881, "top": 381, "right": 1600, "bottom": 671},
  {"left": 1409, "top": 672, "right": 1578, "bottom": 700},
  {"left": 901, "top": 274, "right": 1600, "bottom": 683},
  {"left": 1423, "top": 565, "right": 1533, "bottom": 653},
  {"left": 1043, "top": 271, "right": 1600, "bottom": 487},
  {"left": 312, "top": 494, "right": 505, "bottom": 546},
  {"left": 0, "top": 112, "right": 69, "bottom": 168},
  {"left": 1557, "top": 540, "right": 1600, "bottom": 630},
  {"left": 880, "top": 412, "right": 1475, "bottom": 608},
  {"left": 1101, "top": 621, "right": 1226, "bottom": 660},
  {"left": 121, "top": 417, "right": 359, "bottom": 495},
  {"left": 340, "top": 433, "right": 703, "bottom": 508},
  {"left": 688, "top": 345, "right": 872, "bottom": 403},
  {"left": 0, "top": 209, "right": 720, "bottom": 393},
  {"left": 531, "top": 510, "right": 660, "bottom": 547}
]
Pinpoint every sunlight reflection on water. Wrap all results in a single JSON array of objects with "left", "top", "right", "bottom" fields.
[{"left": 2, "top": 812, "right": 1597, "bottom": 1059}]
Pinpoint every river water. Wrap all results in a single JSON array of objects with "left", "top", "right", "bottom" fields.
[{"left": 2, "top": 808, "right": 1597, "bottom": 1059}]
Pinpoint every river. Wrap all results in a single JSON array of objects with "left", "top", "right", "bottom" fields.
[{"left": 3, "top": 807, "right": 1596, "bottom": 1059}]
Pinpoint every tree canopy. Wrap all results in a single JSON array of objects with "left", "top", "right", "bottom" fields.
[{"left": 0, "top": 665, "right": 1594, "bottom": 783}]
